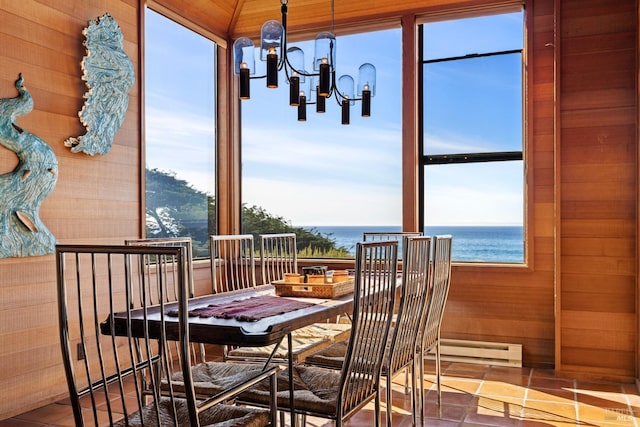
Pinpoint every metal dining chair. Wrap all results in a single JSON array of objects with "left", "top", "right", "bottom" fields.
[
  {"left": 56, "top": 244, "right": 277, "bottom": 427},
  {"left": 363, "top": 231, "right": 423, "bottom": 260},
  {"left": 126, "top": 237, "right": 195, "bottom": 293},
  {"left": 218, "top": 233, "right": 351, "bottom": 364},
  {"left": 417, "top": 234, "right": 453, "bottom": 421},
  {"left": 303, "top": 236, "right": 433, "bottom": 426},
  {"left": 125, "top": 237, "right": 209, "bottom": 364},
  {"left": 259, "top": 232, "right": 298, "bottom": 284},
  {"left": 238, "top": 240, "right": 399, "bottom": 427},
  {"left": 210, "top": 234, "right": 257, "bottom": 293},
  {"left": 362, "top": 231, "right": 423, "bottom": 241}
]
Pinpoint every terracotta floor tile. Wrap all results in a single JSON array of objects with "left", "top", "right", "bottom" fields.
[
  {"left": 422, "top": 400, "right": 469, "bottom": 422},
  {"left": 520, "top": 400, "right": 577, "bottom": 420},
  {"left": 575, "top": 390, "right": 631, "bottom": 408},
  {"left": 5, "top": 362, "right": 640, "bottom": 427},
  {"left": 11, "top": 403, "right": 73, "bottom": 424},
  {"left": 526, "top": 387, "right": 576, "bottom": 403},
  {"left": 578, "top": 404, "right": 637, "bottom": 426},
  {"left": 0, "top": 419, "right": 46, "bottom": 426},
  {"left": 484, "top": 371, "right": 531, "bottom": 387},
  {"left": 478, "top": 379, "right": 528, "bottom": 399},
  {"left": 528, "top": 376, "right": 575, "bottom": 391}
]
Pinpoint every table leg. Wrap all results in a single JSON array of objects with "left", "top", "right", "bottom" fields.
[{"left": 288, "top": 332, "right": 296, "bottom": 427}]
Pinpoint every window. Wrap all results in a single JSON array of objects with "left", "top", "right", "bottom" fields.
[
  {"left": 420, "top": 11, "right": 525, "bottom": 263},
  {"left": 241, "top": 29, "right": 402, "bottom": 257},
  {"left": 144, "top": 9, "right": 216, "bottom": 257}
]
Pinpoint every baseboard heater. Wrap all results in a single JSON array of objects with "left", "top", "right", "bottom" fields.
[{"left": 425, "top": 339, "right": 522, "bottom": 367}]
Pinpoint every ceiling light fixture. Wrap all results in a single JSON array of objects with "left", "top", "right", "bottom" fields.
[{"left": 233, "top": 0, "right": 376, "bottom": 125}]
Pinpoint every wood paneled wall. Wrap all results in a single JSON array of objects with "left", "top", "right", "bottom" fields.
[
  {"left": 0, "top": 0, "right": 638, "bottom": 419},
  {"left": 439, "top": 0, "right": 557, "bottom": 370},
  {"left": 439, "top": 0, "right": 638, "bottom": 383},
  {"left": 0, "top": 0, "right": 140, "bottom": 418},
  {"left": 556, "top": 0, "right": 638, "bottom": 381}
]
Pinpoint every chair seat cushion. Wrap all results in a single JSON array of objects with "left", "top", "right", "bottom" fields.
[
  {"left": 113, "top": 396, "right": 270, "bottom": 427},
  {"left": 305, "top": 325, "right": 393, "bottom": 370},
  {"left": 170, "top": 361, "right": 271, "bottom": 396},
  {"left": 227, "top": 323, "right": 351, "bottom": 363},
  {"left": 304, "top": 340, "right": 348, "bottom": 369},
  {"left": 240, "top": 365, "right": 343, "bottom": 416}
]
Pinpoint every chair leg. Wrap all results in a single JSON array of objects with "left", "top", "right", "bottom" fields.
[
  {"left": 375, "top": 391, "right": 382, "bottom": 427},
  {"left": 404, "top": 366, "right": 410, "bottom": 395},
  {"left": 386, "top": 375, "right": 392, "bottom": 427},
  {"left": 436, "top": 339, "right": 442, "bottom": 406},
  {"left": 419, "top": 349, "right": 425, "bottom": 424},
  {"left": 410, "top": 358, "right": 418, "bottom": 427}
]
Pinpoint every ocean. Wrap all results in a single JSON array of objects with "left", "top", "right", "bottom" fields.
[{"left": 306, "top": 225, "right": 524, "bottom": 263}]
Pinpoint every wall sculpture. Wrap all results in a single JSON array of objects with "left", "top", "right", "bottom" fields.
[
  {"left": 0, "top": 74, "right": 58, "bottom": 258},
  {"left": 64, "top": 13, "right": 135, "bottom": 155}
]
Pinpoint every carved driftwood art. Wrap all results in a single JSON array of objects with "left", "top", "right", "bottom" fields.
[
  {"left": 0, "top": 74, "right": 58, "bottom": 258},
  {"left": 64, "top": 13, "right": 135, "bottom": 155}
]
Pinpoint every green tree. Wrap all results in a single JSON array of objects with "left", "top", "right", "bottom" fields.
[
  {"left": 145, "top": 168, "right": 214, "bottom": 256},
  {"left": 146, "top": 169, "right": 347, "bottom": 258},
  {"left": 242, "top": 204, "right": 350, "bottom": 257}
]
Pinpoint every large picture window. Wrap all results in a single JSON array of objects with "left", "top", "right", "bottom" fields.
[
  {"left": 241, "top": 29, "right": 402, "bottom": 258},
  {"left": 420, "top": 11, "right": 525, "bottom": 263},
  {"left": 144, "top": 9, "right": 217, "bottom": 257}
]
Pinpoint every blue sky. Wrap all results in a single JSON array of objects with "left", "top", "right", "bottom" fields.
[{"left": 145, "top": 8, "right": 524, "bottom": 227}]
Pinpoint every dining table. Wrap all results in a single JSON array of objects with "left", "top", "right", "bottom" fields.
[{"left": 101, "top": 283, "right": 354, "bottom": 427}]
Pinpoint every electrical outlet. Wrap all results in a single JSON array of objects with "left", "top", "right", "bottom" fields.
[{"left": 77, "top": 342, "right": 85, "bottom": 360}]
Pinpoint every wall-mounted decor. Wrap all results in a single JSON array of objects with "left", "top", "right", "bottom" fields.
[
  {"left": 0, "top": 74, "right": 58, "bottom": 258},
  {"left": 64, "top": 13, "right": 135, "bottom": 156}
]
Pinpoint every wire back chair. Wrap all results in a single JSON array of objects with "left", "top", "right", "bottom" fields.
[
  {"left": 363, "top": 231, "right": 423, "bottom": 262},
  {"left": 260, "top": 232, "right": 298, "bottom": 284},
  {"left": 225, "top": 232, "right": 351, "bottom": 364},
  {"left": 239, "top": 240, "right": 398, "bottom": 427},
  {"left": 125, "top": 237, "right": 194, "bottom": 295},
  {"left": 125, "top": 237, "right": 207, "bottom": 365},
  {"left": 56, "top": 244, "right": 275, "bottom": 426},
  {"left": 303, "top": 236, "right": 432, "bottom": 426},
  {"left": 417, "top": 234, "right": 453, "bottom": 420},
  {"left": 209, "top": 234, "right": 257, "bottom": 293},
  {"left": 384, "top": 235, "right": 432, "bottom": 426}
]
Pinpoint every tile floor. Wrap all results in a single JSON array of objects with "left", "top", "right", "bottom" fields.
[{"left": 2, "top": 360, "right": 639, "bottom": 426}]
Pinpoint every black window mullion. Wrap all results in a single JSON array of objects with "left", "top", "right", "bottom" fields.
[
  {"left": 424, "top": 151, "right": 522, "bottom": 165},
  {"left": 423, "top": 48, "right": 522, "bottom": 65}
]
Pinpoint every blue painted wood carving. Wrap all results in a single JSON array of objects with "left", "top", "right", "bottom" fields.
[
  {"left": 64, "top": 13, "right": 135, "bottom": 155},
  {"left": 0, "top": 74, "right": 58, "bottom": 258}
]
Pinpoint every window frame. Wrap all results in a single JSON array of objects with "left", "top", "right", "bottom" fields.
[
  {"left": 417, "top": 11, "right": 529, "bottom": 266},
  {"left": 142, "top": 6, "right": 219, "bottom": 258}
]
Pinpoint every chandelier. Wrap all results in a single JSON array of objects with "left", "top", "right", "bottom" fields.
[{"left": 232, "top": 0, "right": 376, "bottom": 124}]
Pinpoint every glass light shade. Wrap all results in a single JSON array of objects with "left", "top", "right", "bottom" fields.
[
  {"left": 313, "top": 31, "right": 336, "bottom": 70},
  {"left": 338, "top": 75, "right": 355, "bottom": 106},
  {"left": 286, "top": 47, "right": 306, "bottom": 83},
  {"left": 260, "top": 20, "right": 284, "bottom": 61},
  {"left": 357, "top": 63, "right": 376, "bottom": 97},
  {"left": 233, "top": 37, "right": 255, "bottom": 75}
]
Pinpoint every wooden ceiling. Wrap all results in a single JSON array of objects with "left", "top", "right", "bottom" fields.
[{"left": 149, "top": 0, "right": 507, "bottom": 44}]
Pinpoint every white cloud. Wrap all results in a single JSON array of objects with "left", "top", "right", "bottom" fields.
[{"left": 243, "top": 176, "right": 401, "bottom": 226}]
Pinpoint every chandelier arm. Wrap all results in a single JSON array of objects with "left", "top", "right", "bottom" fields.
[
  {"left": 279, "top": 0, "right": 289, "bottom": 74},
  {"left": 236, "top": 0, "right": 371, "bottom": 123}
]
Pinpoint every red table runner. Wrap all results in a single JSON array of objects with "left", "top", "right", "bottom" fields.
[{"left": 167, "top": 295, "right": 315, "bottom": 322}]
